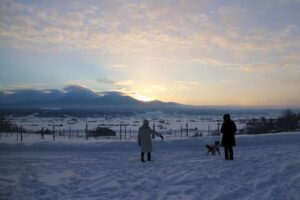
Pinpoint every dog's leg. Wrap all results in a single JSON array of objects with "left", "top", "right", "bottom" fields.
[
  {"left": 216, "top": 149, "right": 220, "bottom": 156},
  {"left": 208, "top": 150, "right": 212, "bottom": 155}
]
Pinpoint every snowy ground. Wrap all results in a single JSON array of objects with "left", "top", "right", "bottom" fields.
[{"left": 0, "top": 132, "right": 300, "bottom": 200}]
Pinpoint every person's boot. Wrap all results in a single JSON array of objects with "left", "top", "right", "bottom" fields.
[
  {"left": 224, "top": 148, "right": 229, "bottom": 160},
  {"left": 141, "top": 152, "right": 145, "bottom": 163},
  {"left": 147, "top": 152, "right": 151, "bottom": 161},
  {"left": 229, "top": 147, "right": 234, "bottom": 160}
]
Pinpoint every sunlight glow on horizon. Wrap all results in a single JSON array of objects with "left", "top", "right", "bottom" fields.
[{"left": 132, "top": 93, "right": 153, "bottom": 102}]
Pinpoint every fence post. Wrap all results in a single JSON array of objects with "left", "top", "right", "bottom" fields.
[
  {"left": 124, "top": 125, "right": 127, "bottom": 140},
  {"left": 53, "top": 125, "right": 55, "bottom": 140},
  {"left": 152, "top": 123, "right": 156, "bottom": 139},
  {"left": 208, "top": 125, "right": 210, "bottom": 136},
  {"left": 85, "top": 123, "right": 88, "bottom": 140},
  {"left": 186, "top": 123, "right": 188, "bottom": 137},
  {"left": 20, "top": 126, "right": 23, "bottom": 142},
  {"left": 41, "top": 127, "right": 44, "bottom": 139},
  {"left": 180, "top": 125, "right": 182, "bottom": 138},
  {"left": 119, "top": 124, "right": 122, "bottom": 140}
]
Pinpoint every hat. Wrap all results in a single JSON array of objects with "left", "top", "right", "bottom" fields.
[
  {"left": 223, "top": 114, "right": 231, "bottom": 121},
  {"left": 143, "top": 119, "right": 149, "bottom": 125}
]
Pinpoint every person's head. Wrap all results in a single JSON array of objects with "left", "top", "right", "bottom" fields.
[
  {"left": 143, "top": 119, "right": 149, "bottom": 126},
  {"left": 223, "top": 114, "right": 231, "bottom": 122}
]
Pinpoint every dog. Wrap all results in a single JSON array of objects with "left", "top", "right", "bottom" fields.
[{"left": 205, "top": 141, "right": 221, "bottom": 156}]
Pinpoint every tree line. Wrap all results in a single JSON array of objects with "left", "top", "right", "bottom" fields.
[
  {"left": 242, "top": 109, "right": 300, "bottom": 134},
  {"left": 0, "top": 116, "right": 19, "bottom": 133}
]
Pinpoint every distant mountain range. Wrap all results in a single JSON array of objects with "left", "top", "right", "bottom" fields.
[
  {"left": 0, "top": 85, "right": 293, "bottom": 117},
  {"left": 0, "top": 85, "right": 181, "bottom": 109}
]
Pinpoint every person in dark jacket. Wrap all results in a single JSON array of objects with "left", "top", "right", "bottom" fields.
[{"left": 221, "top": 114, "right": 237, "bottom": 160}]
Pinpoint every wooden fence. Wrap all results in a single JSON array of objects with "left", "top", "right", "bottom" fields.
[{"left": 0, "top": 123, "right": 220, "bottom": 142}]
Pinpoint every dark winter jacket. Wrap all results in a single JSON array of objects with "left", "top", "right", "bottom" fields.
[{"left": 221, "top": 120, "right": 237, "bottom": 147}]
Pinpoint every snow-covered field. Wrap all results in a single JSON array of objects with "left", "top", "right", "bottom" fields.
[
  {"left": 0, "top": 132, "right": 300, "bottom": 200},
  {"left": 11, "top": 114, "right": 226, "bottom": 134},
  {"left": 8, "top": 111, "right": 280, "bottom": 138}
]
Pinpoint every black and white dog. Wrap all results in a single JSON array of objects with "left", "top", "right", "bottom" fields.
[{"left": 205, "top": 141, "right": 221, "bottom": 156}]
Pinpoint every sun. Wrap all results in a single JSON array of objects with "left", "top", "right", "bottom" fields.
[{"left": 133, "top": 93, "right": 152, "bottom": 102}]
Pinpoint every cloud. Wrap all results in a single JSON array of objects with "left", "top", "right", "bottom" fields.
[
  {"left": 174, "top": 81, "right": 202, "bottom": 90},
  {"left": 96, "top": 78, "right": 134, "bottom": 86},
  {"left": 0, "top": 1, "right": 227, "bottom": 54},
  {"left": 192, "top": 55, "right": 296, "bottom": 74},
  {"left": 220, "top": 80, "right": 238, "bottom": 85},
  {"left": 217, "top": 5, "right": 249, "bottom": 26},
  {"left": 1, "top": 0, "right": 298, "bottom": 59},
  {"left": 99, "top": 91, "right": 125, "bottom": 96},
  {"left": 175, "top": 81, "right": 200, "bottom": 85},
  {"left": 96, "top": 78, "right": 115, "bottom": 84},
  {"left": 63, "top": 84, "right": 94, "bottom": 92},
  {"left": 111, "top": 88, "right": 135, "bottom": 95},
  {"left": 114, "top": 80, "right": 134, "bottom": 86},
  {"left": 192, "top": 57, "right": 227, "bottom": 66},
  {"left": 0, "top": 88, "right": 64, "bottom": 103},
  {"left": 110, "top": 64, "right": 127, "bottom": 69},
  {"left": 218, "top": 6, "right": 248, "bottom": 16},
  {"left": 150, "top": 85, "right": 167, "bottom": 91},
  {"left": 2, "top": 82, "right": 47, "bottom": 90},
  {"left": 229, "top": 63, "right": 277, "bottom": 73},
  {"left": 282, "top": 53, "right": 300, "bottom": 69},
  {"left": 0, "top": 0, "right": 299, "bottom": 106},
  {"left": 227, "top": 53, "right": 300, "bottom": 73},
  {"left": 110, "top": 87, "right": 152, "bottom": 101}
]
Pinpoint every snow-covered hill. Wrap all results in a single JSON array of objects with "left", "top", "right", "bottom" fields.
[{"left": 0, "top": 132, "right": 300, "bottom": 200}]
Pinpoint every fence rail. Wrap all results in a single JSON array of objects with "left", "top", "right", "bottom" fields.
[{"left": 0, "top": 126, "right": 220, "bottom": 142}]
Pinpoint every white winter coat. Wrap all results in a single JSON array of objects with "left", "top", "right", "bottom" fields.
[{"left": 138, "top": 125, "right": 161, "bottom": 152}]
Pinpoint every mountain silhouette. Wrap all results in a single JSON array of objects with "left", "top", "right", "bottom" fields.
[{"left": 0, "top": 85, "right": 179, "bottom": 109}]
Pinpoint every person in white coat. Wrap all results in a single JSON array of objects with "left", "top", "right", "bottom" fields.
[{"left": 138, "top": 119, "right": 164, "bottom": 162}]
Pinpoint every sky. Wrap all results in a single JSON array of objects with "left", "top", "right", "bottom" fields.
[{"left": 0, "top": 0, "right": 300, "bottom": 107}]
